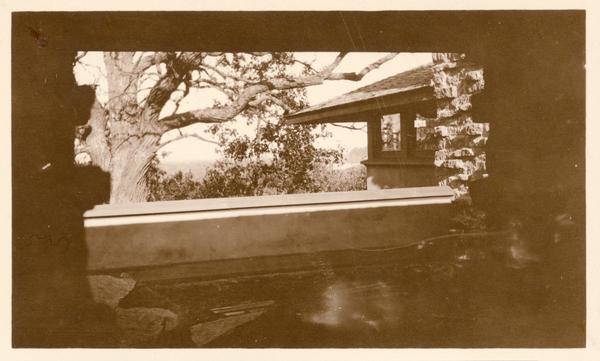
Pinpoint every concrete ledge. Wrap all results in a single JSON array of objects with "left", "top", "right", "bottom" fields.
[
  {"left": 84, "top": 186, "right": 454, "bottom": 278},
  {"left": 84, "top": 186, "right": 453, "bottom": 219}
]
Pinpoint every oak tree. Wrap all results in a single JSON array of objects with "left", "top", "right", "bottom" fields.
[{"left": 74, "top": 52, "right": 397, "bottom": 203}]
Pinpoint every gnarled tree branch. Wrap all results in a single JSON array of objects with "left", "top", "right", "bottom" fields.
[
  {"left": 331, "top": 122, "right": 368, "bottom": 132},
  {"left": 135, "top": 52, "right": 170, "bottom": 72},
  {"left": 159, "top": 132, "right": 220, "bottom": 149},
  {"left": 248, "top": 93, "right": 292, "bottom": 113},
  {"left": 157, "top": 52, "right": 398, "bottom": 130},
  {"left": 327, "top": 52, "right": 398, "bottom": 81}
]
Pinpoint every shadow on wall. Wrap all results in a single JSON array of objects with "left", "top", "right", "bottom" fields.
[{"left": 12, "top": 22, "right": 114, "bottom": 346}]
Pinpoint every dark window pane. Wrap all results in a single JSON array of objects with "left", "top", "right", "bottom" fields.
[{"left": 381, "top": 113, "right": 401, "bottom": 151}]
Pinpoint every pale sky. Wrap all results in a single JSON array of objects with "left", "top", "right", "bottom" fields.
[{"left": 73, "top": 52, "right": 433, "bottom": 164}]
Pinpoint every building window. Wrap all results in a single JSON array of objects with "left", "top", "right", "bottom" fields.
[
  {"left": 367, "top": 102, "right": 436, "bottom": 163},
  {"left": 381, "top": 113, "right": 401, "bottom": 152}
]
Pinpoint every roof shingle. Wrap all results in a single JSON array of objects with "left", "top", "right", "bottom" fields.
[{"left": 290, "top": 63, "right": 434, "bottom": 118}]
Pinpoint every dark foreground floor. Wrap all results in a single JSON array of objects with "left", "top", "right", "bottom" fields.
[{"left": 119, "top": 226, "right": 585, "bottom": 348}]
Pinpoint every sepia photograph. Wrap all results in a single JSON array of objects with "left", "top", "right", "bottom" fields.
[{"left": 5, "top": 3, "right": 594, "bottom": 356}]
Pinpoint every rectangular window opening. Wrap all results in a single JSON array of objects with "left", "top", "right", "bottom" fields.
[{"left": 381, "top": 113, "right": 402, "bottom": 152}]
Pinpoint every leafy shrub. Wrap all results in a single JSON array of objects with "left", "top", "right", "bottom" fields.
[{"left": 146, "top": 121, "right": 367, "bottom": 200}]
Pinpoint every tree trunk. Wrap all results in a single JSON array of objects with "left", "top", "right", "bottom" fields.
[
  {"left": 100, "top": 52, "right": 164, "bottom": 204},
  {"left": 109, "top": 134, "right": 160, "bottom": 204}
]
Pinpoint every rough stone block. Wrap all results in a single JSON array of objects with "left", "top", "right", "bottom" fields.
[
  {"left": 436, "top": 95, "right": 473, "bottom": 118},
  {"left": 464, "top": 69, "right": 485, "bottom": 93},
  {"left": 452, "top": 148, "right": 476, "bottom": 158},
  {"left": 88, "top": 274, "right": 136, "bottom": 309},
  {"left": 425, "top": 56, "right": 487, "bottom": 198},
  {"left": 432, "top": 53, "right": 465, "bottom": 64},
  {"left": 190, "top": 309, "right": 266, "bottom": 346},
  {"left": 115, "top": 307, "right": 179, "bottom": 346}
]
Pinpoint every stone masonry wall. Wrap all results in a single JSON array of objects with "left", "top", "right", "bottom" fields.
[{"left": 415, "top": 53, "right": 489, "bottom": 198}]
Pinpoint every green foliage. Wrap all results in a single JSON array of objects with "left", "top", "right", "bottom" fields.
[
  {"left": 147, "top": 122, "right": 364, "bottom": 201},
  {"left": 146, "top": 159, "right": 205, "bottom": 201},
  {"left": 200, "top": 120, "right": 343, "bottom": 196},
  {"left": 309, "top": 165, "right": 367, "bottom": 193}
]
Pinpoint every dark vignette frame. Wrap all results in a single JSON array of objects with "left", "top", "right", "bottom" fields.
[{"left": 12, "top": 11, "right": 586, "bottom": 347}]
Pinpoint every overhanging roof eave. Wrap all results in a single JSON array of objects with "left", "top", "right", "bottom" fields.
[{"left": 284, "top": 85, "right": 434, "bottom": 125}]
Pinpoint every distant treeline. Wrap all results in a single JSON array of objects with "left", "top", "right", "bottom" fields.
[{"left": 147, "top": 161, "right": 367, "bottom": 201}]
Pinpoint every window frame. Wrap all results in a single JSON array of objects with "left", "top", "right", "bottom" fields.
[{"left": 366, "top": 100, "right": 436, "bottom": 164}]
